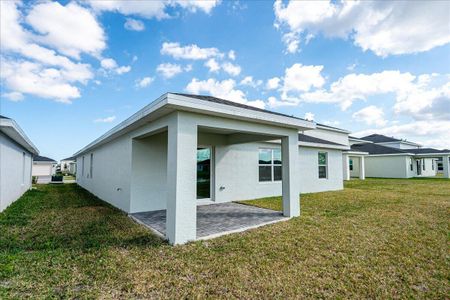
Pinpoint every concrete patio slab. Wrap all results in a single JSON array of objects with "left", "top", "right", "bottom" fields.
[{"left": 130, "top": 202, "right": 288, "bottom": 240}]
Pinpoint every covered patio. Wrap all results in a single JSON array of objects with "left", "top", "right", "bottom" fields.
[
  {"left": 126, "top": 93, "right": 315, "bottom": 245},
  {"left": 131, "top": 202, "right": 288, "bottom": 240},
  {"left": 343, "top": 151, "right": 368, "bottom": 180}
]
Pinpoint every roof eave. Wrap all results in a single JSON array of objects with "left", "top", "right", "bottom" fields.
[
  {"left": 298, "top": 141, "right": 350, "bottom": 150},
  {"left": 0, "top": 118, "right": 39, "bottom": 155},
  {"left": 74, "top": 93, "right": 316, "bottom": 157}
]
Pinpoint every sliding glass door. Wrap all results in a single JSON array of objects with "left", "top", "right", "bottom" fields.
[{"left": 197, "top": 147, "right": 211, "bottom": 200}]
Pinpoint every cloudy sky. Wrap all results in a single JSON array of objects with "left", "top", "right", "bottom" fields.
[{"left": 1, "top": 0, "right": 449, "bottom": 160}]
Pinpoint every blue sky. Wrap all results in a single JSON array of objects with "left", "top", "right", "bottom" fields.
[{"left": 1, "top": 0, "right": 449, "bottom": 160}]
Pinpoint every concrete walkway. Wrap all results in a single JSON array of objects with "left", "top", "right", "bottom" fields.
[{"left": 131, "top": 202, "right": 288, "bottom": 240}]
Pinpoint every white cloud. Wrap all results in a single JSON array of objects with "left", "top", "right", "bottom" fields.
[
  {"left": 266, "top": 77, "right": 281, "bottom": 90},
  {"left": 304, "top": 112, "right": 314, "bottom": 121},
  {"left": 300, "top": 71, "right": 449, "bottom": 112},
  {"left": 174, "top": 0, "right": 221, "bottom": 14},
  {"left": 0, "top": 59, "right": 81, "bottom": 103},
  {"left": 352, "top": 105, "right": 387, "bottom": 127},
  {"left": 124, "top": 18, "right": 145, "bottom": 31},
  {"left": 115, "top": 65, "right": 131, "bottom": 75},
  {"left": 204, "top": 58, "right": 241, "bottom": 76},
  {"left": 240, "top": 76, "right": 262, "bottom": 88},
  {"left": 274, "top": 1, "right": 450, "bottom": 56},
  {"left": 205, "top": 58, "right": 221, "bottom": 72},
  {"left": 94, "top": 116, "right": 116, "bottom": 123},
  {"left": 282, "top": 63, "right": 325, "bottom": 94},
  {"left": 100, "top": 58, "right": 131, "bottom": 75},
  {"left": 3, "top": 92, "right": 24, "bottom": 102},
  {"left": 267, "top": 96, "right": 299, "bottom": 108},
  {"left": 228, "top": 50, "right": 236, "bottom": 60},
  {"left": 157, "top": 63, "right": 183, "bottom": 78},
  {"left": 135, "top": 77, "right": 154, "bottom": 88},
  {"left": 354, "top": 120, "right": 450, "bottom": 150},
  {"left": 100, "top": 58, "right": 118, "bottom": 69},
  {"left": 185, "top": 78, "right": 266, "bottom": 109},
  {"left": 161, "top": 42, "right": 222, "bottom": 60},
  {"left": 87, "top": 0, "right": 169, "bottom": 19},
  {"left": 222, "top": 62, "right": 241, "bottom": 76},
  {"left": 0, "top": 1, "right": 102, "bottom": 102},
  {"left": 87, "top": 0, "right": 220, "bottom": 18},
  {"left": 266, "top": 63, "right": 325, "bottom": 108},
  {"left": 26, "top": 2, "right": 106, "bottom": 59}
]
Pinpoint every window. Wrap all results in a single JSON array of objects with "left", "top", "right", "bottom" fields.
[
  {"left": 22, "top": 152, "right": 26, "bottom": 184},
  {"left": 90, "top": 153, "right": 93, "bottom": 178},
  {"left": 349, "top": 159, "right": 353, "bottom": 171},
  {"left": 410, "top": 158, "right": 413, "bottom": 171},
  {"left": 258, "top": 148, "right": 282, "bottom": 182},
  {"left": 318, "top": 152, "right": 328, "bottom": 179},
  {"left": 82, "top": 156, "right": 85, "bottom": 177},
  {"left": 432, "top": 160, "right": 435, "bottom": 170},
  {"left": 423, "top": 159, "right": 425, "bottom": 171}
]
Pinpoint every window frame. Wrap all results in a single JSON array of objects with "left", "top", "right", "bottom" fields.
[
  {"left": 258, "top": 148, "right": 282, "bottom": 183},
  {"left": 349, "top": 158, "right": 353, "bottom": 171},
  {"left": 89, "top": 153, "right": 93, "bottom": 179},
  {"left": 318, "top": 152, "right": 328, "bottom": 179},
  {"left": 22, "top": 152, "right": 26, "bottom": 185},
  {"left": 422, "top": 159, "right": 425, "bottom": 171},
  {"left": 82, "top": 156, "right": 85, "bottom": 177}
]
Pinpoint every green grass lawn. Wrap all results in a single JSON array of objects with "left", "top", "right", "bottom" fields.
[{"left": 1, "top": 179, "right": 449, "bottom": 298}]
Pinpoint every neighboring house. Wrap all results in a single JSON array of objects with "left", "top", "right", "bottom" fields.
[
  {"left": 342, "top": 136, "right": 370, "bottom": 180},
  {"left": 32, "top": 156, "right": 57, "bottom": 184},
  {"left": 350, "top": 134, "right": 450, "bottom": 179},
  {"left": 0, "top": 115, "right": 39, "bottom": 212},
  {"left": 60, "top": 156, "right": 76, "bottom": 174},
  {"left": 73, "top": 93, "right": 353, "bottom": 244}
]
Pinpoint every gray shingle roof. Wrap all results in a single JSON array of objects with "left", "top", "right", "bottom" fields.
[
  {"left": 351, "top": 143, "right": 408, "bottom": 155},
  {"left": 360, "top": 134, "right": 401, "bottom": 143},
  {"left": 408, "top": 148, "right": 450, "bottom": 154},
  {"left": 0, "top": 115, "right": 11, "bottom": 119},
  {"left": 351, "top": 144, "right": 450, "bottom": 155},
  {"left": 34, "top": 155, "right": 56, "bottom": 162},
  {"left": 298, "top": 133, "right": 346, "bottom": 146},
  {"left": 173, "top": 93, "right": 307, "bottom": 121}
]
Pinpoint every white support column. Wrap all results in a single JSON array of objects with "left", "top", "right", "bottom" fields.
[
  {"left": 359, "top": 156, "right": 365, "bottom": 180},
  {"left": 281, "top": 132, "right": 300, "bottom": 217},
  {"left": 343, "top": 155, "right": 350, "bottom": 181},
  {"left": 443, "top": 155, "right": 450, "bottom": 179},
  {"left": 166, "top": 113, "right": 197, "bottom": 245}
]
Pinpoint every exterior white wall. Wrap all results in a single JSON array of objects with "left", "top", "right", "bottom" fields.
[
  {"left": 302, "top": 128, "right": 349, "bottom": 146},
  {"left": 350, "top": 157, "right": 361, "bottom": 178},
  {"left": 32, "top": 163, "right": 53, "bottom": 176},
  {"left": 365, "top": 156, "right": 410, "bottom": 178},
  {"left": 75, "top": 111, "right": 345, "bottom": 214},
  {"left": 130, "top": 132, "right": 168, "bottom": 213},
  {"left": 412, "top": 158, "right": 437, "bottom": 177},
  {"left": 299, "top": 147, "right": 343, "bottom": 193},
  {"left": 0, "top": 132, "right": 33, "bottom": 212},
  {"left": 76, "top": 133, "right": 132, "bottom": 212}
]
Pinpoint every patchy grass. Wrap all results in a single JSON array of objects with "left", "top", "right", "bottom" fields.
[{"left": 1, "top": 179, "right": 449, "bottom": 298}]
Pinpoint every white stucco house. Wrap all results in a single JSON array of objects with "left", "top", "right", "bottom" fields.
[
  {"left": 74, "top": 93, "right": 354, "bottom": 244},
  {"left": 0, "top": 115, "right": 39, "bottom": 212},
  {"left": 32, "top": 156, "right": 57, "bottom": 184},
  {"left": 350, "top": 134, "right": 450, "bottom": 179},
  {"left": 60, "top": 156, "right": 77, "bottom": 174}
]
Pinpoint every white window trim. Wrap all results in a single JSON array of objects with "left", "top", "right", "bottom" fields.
[
  {"left": 318, "top": 151, "right": 328, "bottom": 179},
  {"left": 82, "top": 156, "right": 85, "bottom": 177},
  {"left": 89, "top": 153, "right": 93, "bottom": 179},
  {"left": 258, "top": 148, "right": 282, "bottom": 183}
]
